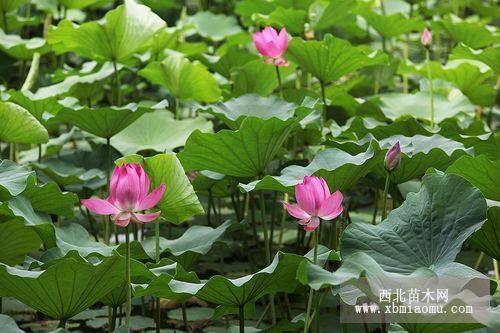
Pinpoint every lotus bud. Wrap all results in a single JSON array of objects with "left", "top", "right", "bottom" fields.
[
  {"left": 421, "top": 27, "right": 432, "bottom": 48},
  {"left": 385, "top": 142, "right": 401, "bottom": 172}
]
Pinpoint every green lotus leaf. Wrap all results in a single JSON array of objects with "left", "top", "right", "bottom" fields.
[
  {"left": 240, "top": 142, "right": 382, "bottom": 193},
  {"left": 139, "top": 54, "right": 221, "bottom": 103},
  {"left": 0, "top": 219, "right": 41, "bottom": 265},
  {"left": 446, "top": 155, "right": 500, "bottom": 201},
  {"left": 329, "top": 134, "right": 471, "bottom": 184},
  {"left": 201, "top": 94, "right": 296, "bottom": 129},
  {"left": 0, "top": 160, "right": 36, "bottom": 200},
  {"left": 59, "top": 0, "right": 111, "bottom": 10},
  {"left": 231, "top": 59, "right": 296, "bottom": 97},
  {"left": 53, "top": 223, "right": 114, "bottom": 258},
  {"left": 167, "top": 252, "right": 304, "bottom": 307},
  {"left": 0, "top": 252, "right": 124, "bottom": 320},
  {"left": 308, "top": 0, "right": 356, "bottom": 30},
  {"left": 0, "top": 101, "right": 48, "bottom": 144},
  {"left": 469, "top": 207, "right": 500, "bottom": 262},
  {"left": 398, "top": 59, "right": 496, "bottom": 106},
  {"left": 208, "top": 45, "right": 259, "bottom": 79},
  {"left": 0, "top": 30, "right": 50, "bottom": 60},
  {"left": 178, "top": 117, "right": 297, "bottom": 177},
  {"left": 21, "top": 182, "right": 78, "bottom": 217},
  {"left": 359, "top": 10, "right": 424, "bottom": 38},
  {"left": 0, "top": 0, "right": 26, "bottom": 12},
  {"left": 287, "top": 34, "right": 388, "bottom": 83},
  {"left": 451, "top": 44, "right": 500, "bottom": 75},
  {"left": 7, "top": 90, "right": 68, "bottom": 124},
  {"left": 235, "top": 0, "right": 312, "bottom": 26},
  {"left": 0, "top": 314, "right": 24, "bottom": 333},
  {"left": 253, "top": 7, "right": 307, "bottom": 35},
  {"left": 47, "top": 0, "right": 165, "bottom": 62},
  {"left": 110, "top": 110, "right": 213, "bottom": 156},
  {"left": 117, "top": 153, "right": 204, "bottom": 224},
  {"left": 33, "top": 62, "right": 116, "bottom": 99},
  {"left": 186, "top": 11, "right": 242, "bottom": 41},
  {"left": 377, "top": 91, "right": 475, "bottom": 123},
  {"left": 53, "top": 102, "right": 161, "bottom": 139},
  {"left": 436, "top": 15, "right": 500, "bottom": 49},
  {"left": 32, "top": 159, "right": 105, "bottom": 188}
]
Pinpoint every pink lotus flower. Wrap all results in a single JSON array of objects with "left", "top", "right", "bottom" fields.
[
  {"left": 385, "top": 142, "right": 401, "bottom": 172},
  {"left": 82, "top": 163, "right": 166, "bottom": 227},
  {"left": 253, "top": 26, "right": 289, "bottom": 66},
  {"left": 284, "top": 176, "right": 343, "bottom": 232},
  {"left": 421, "top": 27, "right": 432, "bottom": 47}
]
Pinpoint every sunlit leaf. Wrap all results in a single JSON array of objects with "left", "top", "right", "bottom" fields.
[
  {"left": 0, "top": 30, "right": 50, "bottom": 60},
  {"left": 359, "top": 10, "right": 424, "bottom": 38},
  {"left": 0, "top": 101, "right": 48, "bottom": 144},
  {"left": 187, "top": 11, "right": 242, "bottom": 41}
]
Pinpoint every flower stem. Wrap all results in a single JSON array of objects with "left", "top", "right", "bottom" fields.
[
  {"left": 58, "top": 318, "right": 67, "bottom": 329},
  {"left": 259, "top": 190, "right": 275, "bottom": 324},
  {"left": 303, "top": 230, "right": 318, "bottom": 333},
  {"left": 109, "top": 306, "right": 117, "bottom": 331},
  {"left": 275, "top": 65, "right": 283, "bottom": 97},
  {"left": 125, "top": 225, "right": 131, "bottom": 327},
  {"left": 320, "top": 80, "right": 327, "bottom": 122},
  {"left": 239, "top": 305, "right": 245, "bottom": 333},
  {"left": 182, "top": 302, "right": 189, "bottom": 332},
  {"left": 155, "top": 220, "right": 161, "bottom": 333},
  {"left": 381, "top": 172, "right": 391, "bottom": 222},
  {"left": 425, "top": 49, "right": 435, "bottom": 128},
  {"left": 112, "top": 59, "right": 121, "bottom": 106}
]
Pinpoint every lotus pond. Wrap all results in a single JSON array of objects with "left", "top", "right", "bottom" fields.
[{"left": 0, "top": 0, "right": 499, "bottom": 332}]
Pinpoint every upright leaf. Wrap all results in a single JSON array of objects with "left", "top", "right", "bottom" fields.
[{"left": 0, "top": 101, "right": 48, "bottom": 144}]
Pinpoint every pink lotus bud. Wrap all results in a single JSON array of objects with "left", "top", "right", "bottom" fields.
[
  {"left": 421, "top": 27, "right": 432, "bottom": 47},
  {"left": 82, "top": 163, "right": 166, "bottom": 227},
  {"left": 253, "top": 26, "right": 289, "bottom": 67},
  {"left": 385, "top": 142, "right": 402, "bottom": 172},
  {"left": 284, "top": 175, "right": 343, "bottom": 232}
]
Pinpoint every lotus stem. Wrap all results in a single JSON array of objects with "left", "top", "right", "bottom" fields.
[
  {"left": 474, "top": 252, "right": 485, "bottom": 270},
  {"left": 125, "top": 225, "right": 131, "bottom": 327},
  {"left": 2, "top": 11, "right": 8, "bottom": 33},
  {"left": 21, "top": 52, "right": 40, "bottom": 92},
  {"left": 112, "top": 59, "right": 121, "bottom": 106},
  {"left": 58, "top": 318, "right": 67, "bottom": 329},
  {"left": 303, "top": 230, "right": 318, "bottom": 333},
  {"left": 239, "top": 305, "right": 245, "bottom": 333},
  {"left": 182, "top": 302, "right": 189, "bottom": 332},
  {"left": 425, "top": 49, "right": 435, "bottom": 128},
  {"left": 275, "top": 65, "right": 283, "bottom": 97},
  {"left": 320, "top": 80, "right": 327, "bottom": 122},
  {"left": 494, "top": 259, "right": 499, "bottom": 281},
  {"left": 155, "top": 220, "right": 161, "bottom": 333},
  {"left": 381, "top": 172, "right": 391, "bottom": 222},
  {"left": 109, "top": 306, "right": 117, "bottom": 331},
  {"left": 277, "top": 193, "right": 288, "bottom": 250}
]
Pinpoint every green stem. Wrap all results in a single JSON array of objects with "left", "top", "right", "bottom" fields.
[
  {"left": 239, "top": 305, "right": 245, "bottom": 333},
  {"left": 38, "top": 144, "right": 42, "bottom": 163},
  {"left": 277, "top": 193, "right": 288, "bottom": 250},
  {"left": 2, "top": 11, "right": 8, "bottom": 33},
  {"left": 112, "top": 59, "right": 121, "bottom": 106},
  {"left": 381, "top": 172, "right": 390, "bottom": 222},
  {"left": 275, "top": 65, "right": 283, "bottom": 97},
  {"left": 303, "top": 230, "right": 318, "bottom": 333},
  {"left": 259, "top": 191, "right": 271, "bottom": 264},
  {"left": 125, "top": 225, "right": 131, "bottom": 327},
  {"left": 320, "top": 80, "right": 327, "bottom": 122},
  {"left": 156, "top": 297, "right": 161, "bottom": 333},
  {"left": 182, "top": 302, "right": 189, "bottom": 332},
  {"left": 21, "top": 52, "right": 40, "bottom": 92},
  {"left": 155, "top": 220, "right": 161, "bottom": 333},
  {"left": 58, "top": 318, "right": 67, "bottom": 329},
  {"left": 106, "top": 138, "right": 112, "bottom": 245},
  {"left": 110, "top": 306, "right": 117, "bottom": 332},
  {"left": 425, "top": 49, "right": 435, "bottom": 128}
]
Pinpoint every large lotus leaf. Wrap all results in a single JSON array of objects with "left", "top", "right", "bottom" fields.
[
  {"left": 117, "top": 153, "right": 204, "bottom": 224},
  {"left": 398, "top": 60, "right": 496, "bottom": 106},
  {"left": 7, "top": 90, "right": 68, "bottom": 124},
  {"left": 342, "top": 173, "right": 487, "bottom": 274},
  {"left": 53, "top": 102, "right": 160, "bottom": 139},
  {"left": 208, "top": 45, "right": 259, "bottom": 78},
  {"left": 253, "top": 7, "right": 307, "bottom": 35},
  {"left": 47, "top": 0, "right": 165, "bottom": 62},
  {"left": 59, "top": 0, "right": 110, "bottom": 9},
  {"left": 187, "top": 11, "right": 242, "bottom": 41},
  {"left": 451, "top": 44, "right": 500, "bottom": 75},
  {"left": 240, "top": 142, "right": 382, "bottom": 193},
  {"left": 287, "top": 34, "right": 387, "bottom": 83},
  {"left": 110, "top": 110, "right": 213, "bottom": 155},
  {"left": 21, "top": 182, "right": 78, "bottom": 217},
  {"left": 32, "top": 159, "right": 104, "bottom": 188},
  {"left": 0, "top": 30, "right": 50, "bottom": 60},
  {"left": 359, "top": 11, "right": 424, "bottom": 38},
  {"left": 436, "top": 15, "right": 500, "bottom": 49},
  {"left": 33, "top": 62, "right": 116, "bottom": 99},
  {"left": 0, "top": 101, "right": 48, "bottom": 144},
  {"left": 201, "top": 94, "right": 296, "bottom": 129},
  {"left": 235, "top": 0, "right": 312, "bottom": 26},
  {"left": 329, "top": 134, "right": 471, "bottom": 184},
  {"left": 167, "top": 252, "right": 305, "bottom": 307},
  {"left": 118, "top": 220, "right": 232, "bottom": 268},
  {"left": 0, "top": 160, "right": 35, "bottom": 200},
  {"left": 0, "top": 252, "right": 124, "bottom": 320},
  {"left": 469, "top": 207, "right": 500, "bottom": 261},
  {"left": 231, "top": 59, "right": 296, "bottom": 97},
  {"left": 446, "top": 155, "right": 500, "bottom": 201},
  {"left": 0, "top": 219, "right": 41, "bottom": 265},
  {"left": 178, "top": 117, "right": 297, "bottom": 177},
  {"left": 308, "top": 0, "right": 356, "bottom": 30},
  {"left": 377, "top": 91, "right": 475, "bottom": 123},
  {"left": 53, "top": 223, "right": 114, "bottom": 258},
  {"left": 139, "top": 54, "right": 221, "bottom": 103},
  {"left": 0, "top": 314, "right": 24, "bottom": 333}
]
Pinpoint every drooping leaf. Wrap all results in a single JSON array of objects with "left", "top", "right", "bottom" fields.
[
  {"left": 32, "top": 159, "right": 104, "bottom": 188},
  {"left": 201, "top": 94, "right": 296, "bottom": 129},
  {"left": 451, "top": 44, "right": 500, "bottom": 75},
  {"left": 21, "top": 182, "right": 78, "bottom": 217},
  {"left": 436, "top": 15, "right": 500, "bottom": 49},
  {"left": 47, "top": 0, "right": 165, "bottom": 62},
  {"left": 0, "top": 219, "right": 41, "bottom": 265},
  {"left": 359, "top": 10, "right": 424, "bottom": 38},
  {"left": 0, "top": 160, "right": 35, "bottom": 200},
  {"left": 187, "top": 11, "right": 242, "bottom": 41},
  {"left": 7, "top": 90, "right": 69, "bottom": 125},
  {"left": 469, "top": 207, "right": 500, "bottom": 262},
  {"left": 208, "top": 45, "right": 259, "bottom": 78},
  {"left": 53, "top": 223, "right": 114, "bottom": 258},
  {"left": 117, "top": 153, "right": 204, "bottom": 224},
  {"left": 178, "top": 117, "right": 297, "bottom": 177},
  {"left": 0, "top": 252, "right": 124, "bottom": 320},
  {"left": 240, "top": 142, "right": 382, "bottom": 193},
  {"left": 446, "top": 155, "right": 500, "bottom": 201},
  {"left": 253, "top": 7, "right": 307, "bottom": 35},
  {"left": 0, "top": 101, "right": 48, "bottom": 144},
  {"left": 0, "top": 29, "right": 50, "bottom": 60},
  {"left": 139, "top": 54, "right": 221, "bottom": 103},
  {"left": 110, "top": 110, "right": 213, "bottom": 156},
  {"left": 287, "top": 34, "right": 388, "bottom": 83},
  {"left": 308, "top": 0, "right": 356, "bottom": 30}
]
